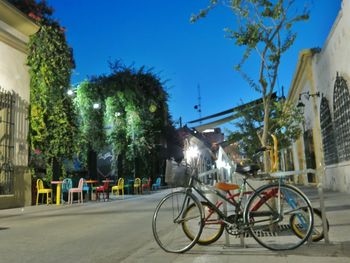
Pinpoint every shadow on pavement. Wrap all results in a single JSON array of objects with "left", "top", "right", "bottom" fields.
[{"left": 184, "top": 241, "right": 350, "bottom": 258}]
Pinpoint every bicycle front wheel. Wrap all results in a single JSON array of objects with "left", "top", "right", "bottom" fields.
[
  {"left": 244, "top": 183, "right": 314, "bottom": 250},
  {"left": 152, "top": 191, "right": 203, "bottom": 253}
]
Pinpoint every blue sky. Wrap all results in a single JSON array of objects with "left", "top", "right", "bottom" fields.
[{"left": 47, "top": 0, "right": 341, "bottom": 131}]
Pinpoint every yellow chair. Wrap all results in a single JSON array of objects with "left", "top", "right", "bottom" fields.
[
  {"left": 112, "top": 178, "right": 124, "bottom": 198},
  {"left": 36, "top": 179, "right": 52, "bottom": 205},
  {"left": 134, "top": 178, "right": 141, "bottom": 194}
]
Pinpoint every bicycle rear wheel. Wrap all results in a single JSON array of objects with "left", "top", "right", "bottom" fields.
[
  {"left": 183, "top": 201, "right": 224, "bottom": 245},
  {"left": 290, "top": 207, "right": 329, "bottom": 242},
  {"left": 244, "top": 183, "right": 313, "bottom": 250},
  {"left": 152, "top": 191, "right": 203, "bottom": 253}
]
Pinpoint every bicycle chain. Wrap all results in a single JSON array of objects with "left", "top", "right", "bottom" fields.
[{"left": 225, "top": 214, "right": 245, "bottom": 236}]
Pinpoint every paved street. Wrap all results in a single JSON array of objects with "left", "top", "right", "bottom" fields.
[{"left": 1, "top": 187, "right": 350, "bottom": 263}]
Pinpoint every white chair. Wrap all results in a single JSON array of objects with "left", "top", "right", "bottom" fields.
[{"left": 68, "top": 178, "right": 84, "bottom": 204}]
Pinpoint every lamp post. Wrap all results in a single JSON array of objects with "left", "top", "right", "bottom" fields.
[
  {"left": 296, "top": 91, "right": 320, "bottom": 113},
  {"left": 296, "top": 89, "right": 329, "bottom": 243}
]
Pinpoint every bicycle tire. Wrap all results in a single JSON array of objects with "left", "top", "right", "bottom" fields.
[
  {"left": 244, "top": 183, "right": 314, "bottom": 250},
  {"left": 183, "top": 201, "right": 225, "bottom": 245},
  {"left": 290, "top": 207, "right": 329, "bottom": 242},
  {"left": 152, "top": 190, "right": 203, "bottom": 253}
]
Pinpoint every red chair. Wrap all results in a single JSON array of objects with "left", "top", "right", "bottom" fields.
[
  {"left": 141, "top": 177, "right": 151, "bottom": 194},
  {"left": 95, "top": 181, "right": 110, "bottom": 201}
]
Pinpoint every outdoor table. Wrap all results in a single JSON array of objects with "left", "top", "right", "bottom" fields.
[
  {"left": 102, "top": 179, "right": 113, "bottom": 183},
  {"left": 85, "top": 179, "right": 98, "bottom": 200},
  {"left": 51, "top": 180, "right": 63, "bottom": 205}
]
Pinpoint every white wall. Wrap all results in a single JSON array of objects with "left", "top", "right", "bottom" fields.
[
  {"left": 0, "top": 20, "right": 30, "bottom": 167},
  {"left": 314, "top": 1, "right": 350, "bottom": 105},
  {"left": 0, "top": 42, "right": 30, "bottom": 100},
  {"left": 312, "top": 0, "right": 350, "bottom": 192}
]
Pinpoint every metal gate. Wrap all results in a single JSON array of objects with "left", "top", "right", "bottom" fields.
[{"left": 0, "top": 87, "right": 15, "bottom": 195}]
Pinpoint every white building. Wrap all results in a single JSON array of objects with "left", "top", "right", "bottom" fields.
[
  {"left": 0, "top": 0, "right": 39, "bottom": 208},
  {"left": 288, "top": 0, "right": 350, "bottom": 192}
]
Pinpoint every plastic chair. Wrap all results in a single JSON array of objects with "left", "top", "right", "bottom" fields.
[
  {"left": 141, "top": 177, "right": 151, "bottom": 194},
  {"left": 124, "top": 179, "right": 133, "bottom": 194},
  {"left": 95, "top": 181, "right": 110, "bottom": 201},
  {"left": 62, "top": 178, "right": 73, "bottom": 193},
  {"left": 62, "top": 178, "right": 73, "bottom": 203},
  {"left": 133, "top": 178, "right": 141, "bottom": 194},
  {"left": 68, "top": 178, "right": 84, "bottom": 204},
  {"left": 36, "top": 179, "right": 52, "bottom": 205},
  {"left": 83, "top": 180, "right": 89, "bottom": 200},
  {"left": 152, "top": 177, "right": 161, "bottom": 191},
  {"left": 111, "top": 178, "right": 124, "bottom": 198}
]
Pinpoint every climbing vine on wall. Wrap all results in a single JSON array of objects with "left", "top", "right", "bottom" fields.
[{"left": 11, "top": 0, "right": 78, "bottom": 181}]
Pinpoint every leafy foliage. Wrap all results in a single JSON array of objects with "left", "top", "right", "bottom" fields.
[
  {"left": 228, "top": 99, "right": 303, "bottom": 160},
  {"left": 75, "top": 62, "right": 176, "bottom": 179},
  {"left": 11, "top": 0, "right": 78, "bottom": 180},
  {"left": 9, "top": 0, "right": 53, "bottom": 21}
]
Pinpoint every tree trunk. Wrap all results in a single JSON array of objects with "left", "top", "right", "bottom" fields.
[
  {"left": 87, "top": 147, "right": 97, "bottom": 179},
  {"left": 262, "top": 97, "right": 271, "bottom": 172}
]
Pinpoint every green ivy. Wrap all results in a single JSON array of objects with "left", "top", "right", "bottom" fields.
[
  {"left": 75, "top": 63, "right": 171, "bottom": 179},
  {"left": 12, "top": 0, "right": 79, "bottom": 181}
]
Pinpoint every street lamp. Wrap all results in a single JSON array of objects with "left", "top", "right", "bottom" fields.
[
  {"left": 296, "top": 91, "right": 320, "bottom": 113},
  {"left": 93, "top": 103, "right": 101, "bottom": 109},
  {"left": 295, "top": 90, "right": 328, "bottom": 242},
  {"left": 67, "top": 89, "right": 75, "bottom": 96}
]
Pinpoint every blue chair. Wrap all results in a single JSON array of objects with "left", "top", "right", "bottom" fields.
[
  {"left": 83, "top": 179, "right": 89, "bottom": 196},
  {"left": 62, "top": 178, "right": 73, "bottom": 192},
  {"left": 152, "top": 177, "right": 161, "bottom": 191},
  {"left": 124, "top": 179, "right": 133, "bottom": 194},
  {"left": 62, "top": 178, "right": 72, "bottom": 203}
]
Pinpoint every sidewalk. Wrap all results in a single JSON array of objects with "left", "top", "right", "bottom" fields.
[
  {"left": 124, "top": 186, "right": 350, "bottom": 263},
  {"left": 1, "top": 186, "right": 350, "bottom": 262}
]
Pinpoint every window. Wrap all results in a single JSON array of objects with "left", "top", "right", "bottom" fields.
[
  {"left": 320, "top": 97, "right": 338, "bottom": 165},
  {"left": 333, "top": 75, "right": 350, "bottom": 162},
  {"left": 0, "top": 89, "right": 15, "bottom": 195},
  {"left": 303, "top": 129, "right": 316, "bottom": 183}
]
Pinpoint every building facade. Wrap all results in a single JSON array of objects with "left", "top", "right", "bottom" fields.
[
  {"left": 0, "top": 0, "right": 39, "bottom": 208},
  {"left": 288, "top": 0, "right": 350, "bottom": 192}
]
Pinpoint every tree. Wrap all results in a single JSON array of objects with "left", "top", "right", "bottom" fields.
[
  {"left": 228, "top": 99, "right": 303, "bottom": 164},
  {"left": 191, "top": 0, "right": 309, "bottom": 170},
  {"left": 75, "top": 62, "right": 177, "bottom": 180}
]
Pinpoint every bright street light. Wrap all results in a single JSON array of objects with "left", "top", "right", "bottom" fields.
[
  {"left": 67, "top": 89, "right": 75, "bottom": 96},
  {"left": 186, "top": 145, "right": 199, "bottom": 160},
  {"left": 93, "top": 103, "right": 100, "bottom": 109}
]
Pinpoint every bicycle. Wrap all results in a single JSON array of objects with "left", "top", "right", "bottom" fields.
[
  {"left": 187, "top": 180, "right": 329, "bottom": 246},
  {"left": 152, "top": 163, "right": 314, "bottom": 253}
]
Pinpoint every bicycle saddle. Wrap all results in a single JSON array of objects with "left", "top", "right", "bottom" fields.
[
  {"left": 215, "top": 182, "right": 240, "bottom": 191},
  {"left": 235, "top": 163, "right": 260, "bottom": 175}
]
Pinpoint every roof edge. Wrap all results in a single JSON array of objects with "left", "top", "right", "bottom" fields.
[{"left": 0, "top": 0, "right": 39, "bottom": 36}]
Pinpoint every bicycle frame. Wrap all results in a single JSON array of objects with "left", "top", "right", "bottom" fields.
[
  {"left": 186, "top": 172, "right": 295, "bottom": 228},
  {"left": 187, "top": 175, "right": 242, "bottom": 222},
  {"left": 187, "top": 173, "right": 276, "bottom": 227}
]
